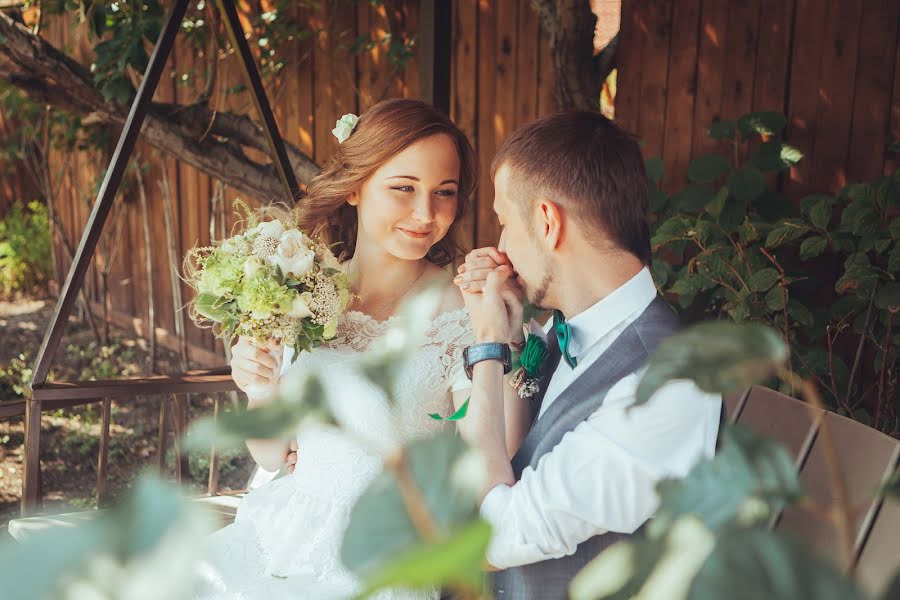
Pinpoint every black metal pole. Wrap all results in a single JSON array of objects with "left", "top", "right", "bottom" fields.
[
  {"left": 216, "top": 0, "right": 301, "bottom": 201},
  {"left": 29, "top": 0, "right": 191, "bottom": 389}
]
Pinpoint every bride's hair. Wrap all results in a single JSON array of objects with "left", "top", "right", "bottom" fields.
[{"left": 295, "top": 98, "right": 477, "bottom": 266}]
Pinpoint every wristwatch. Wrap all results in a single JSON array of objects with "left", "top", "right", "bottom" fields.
[{"left": 463, "top": 342, "right": 512, "bottom": 380}]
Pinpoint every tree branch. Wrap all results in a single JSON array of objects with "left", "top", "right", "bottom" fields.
[{"left": 0, "top": 12, "right": 318, "bottom": 203}]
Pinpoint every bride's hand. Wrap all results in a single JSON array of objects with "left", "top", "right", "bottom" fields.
[{"left": 230, "top": 337, "right": 281, "bottom": 397}]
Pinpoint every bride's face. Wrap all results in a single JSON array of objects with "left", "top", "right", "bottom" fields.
[{"left": 350, "top": 133, "right": 460, "bottom": 261}]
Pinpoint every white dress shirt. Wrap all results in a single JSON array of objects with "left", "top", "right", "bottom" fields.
[{"left": 479, "top": 267, "right": 722, "bottom": 569}]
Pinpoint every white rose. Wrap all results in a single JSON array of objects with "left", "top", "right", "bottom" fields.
[
  {"left": 255, "top": 219, "right": 285, "bottom": 239},
  {"left": 268, "top": 229, "right": 315, "bottom": 278},
  {"left": 243, "top": 256, "right": 264, "bottom": 278},
  {"left": 288, "top": 291, "right": 314, "bottom": 319},
  {"left": 331, "top": 113, "right": 359, "bottom": 144}
]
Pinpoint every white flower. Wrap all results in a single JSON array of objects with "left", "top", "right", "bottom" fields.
[
  {"left": 268, "top": 230, "right": 315, "bottom": 278},
  {"left": 331, "top": 113, "right": 359, "bottom": 144},
  {"left": 317, "top": 244, "right": 342, "bottom": 271},
  {"left": 524, "top": 318, "right": 548, "bottom": 343},
  {"left": 288, "top": 291, "right": 314, "bottom": 319},
  {"left": 255, "top": 219, "right": 285, "bottom": 239},
  {"left": 243, "top": 256, "right": 265, "bottom": 278}
]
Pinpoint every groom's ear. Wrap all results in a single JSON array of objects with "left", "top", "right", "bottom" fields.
[{"left": 537, "top": 198, "right": 563, "bottom": 251}]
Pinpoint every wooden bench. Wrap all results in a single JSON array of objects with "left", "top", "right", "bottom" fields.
[{"left": 725, "top": 386, "right": 900, "bottom": 597}]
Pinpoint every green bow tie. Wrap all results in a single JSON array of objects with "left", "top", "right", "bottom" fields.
[{"left": 553, "top": 310, "right": 577, "bottom": 369}]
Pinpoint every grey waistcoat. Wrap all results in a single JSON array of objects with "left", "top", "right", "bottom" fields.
[{"left": 490, "top": 296, "right": 681, "bottom": 600}]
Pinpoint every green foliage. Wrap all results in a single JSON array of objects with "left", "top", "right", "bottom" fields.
[
  {"left": 649, "top": 112, "right": 898, "bottom": 432},
  {"left": 65, "top": 339, "right": 139, "bottom": 380},
  {"left": 635, "top": 321, "right": 787, "bottom": 406},
  {"left": 0, "top": 474, "right": 214, "bottom": 600},
  {"left": 0, "top": 352, "right": 33, "bottom": 400},
  {"left": 0, "top": 200, "right": 52, "bottom": 298}
]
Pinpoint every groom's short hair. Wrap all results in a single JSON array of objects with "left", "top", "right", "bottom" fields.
[{"left": 492, "top": 110, "right": 651, "bottom": 264}]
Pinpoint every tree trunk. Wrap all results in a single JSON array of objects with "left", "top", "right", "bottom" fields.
[
  {"left": 528, "top": 0, "right": 617, "bottom": 111},
  {"left": 0, "top": 13, "right": 317, "bottom": 203}
]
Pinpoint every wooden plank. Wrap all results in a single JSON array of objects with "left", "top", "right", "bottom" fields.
[
  {"left": 784, "top": 0, "right": 829, "bottom": 198},
  {"left": 403, "top": 0, "right": 421, "bottom": 99},
  {"left": 752, "top": 0, "right": 793, "bottom": 114},
  {"left": 515, "top": 0, "right": 540, "bottom": 129},
  {"left": 21, "top": 399, "right": 42, "bottom": 513},
  {"left": 207, "top": 394, "right": 223, "bottom": 495},
  {"left": 29, "top": 370, "right": 235, "bottom": 401},
  {"left": 719, "top": 0, "right": 759, "bottom": 124},
  {"left": 357, "top": 2, "right": 395, "bottom": 111},
  {"left": 809, "top": 0, "right": 863, "bottom": 194},
  {"left": 847, "top": 0, "right": 900, "bottom": 183},
  {"left": 661, "top": 0, "right": 701, "bottom": 190},
  {"left": 96, "top": 397, "right": 112, "bottom": 505},
  {"left": 474, "top": 0, "right": 499, "bottom": 248},
  {"left": 451, "top": 0, "right": 479, "bottom": 252},
  {"left": 614, "top": 0, "right": 640, "bottom": 134},
  {"left": 635, "top": 0, "right": 673, "bottom": 159},
  {"left": 887, "top": 27, "right": 900, "bottom": 176},
  {"left": 691, "top": 0, "right": 731, "bottom": 158},
  {"left": 312, "top": 2, "right": 358, "bottom": 165},
  {"left": 157, "top": 395, "right": 168, "bottom": 475}
]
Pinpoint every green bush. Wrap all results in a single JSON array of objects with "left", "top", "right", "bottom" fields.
[
  {"left": 0, "top": 199, "right": 52, "bottom": 298},
  {"left": 648, "top": 112, "right": 899, "bottom": 433}
]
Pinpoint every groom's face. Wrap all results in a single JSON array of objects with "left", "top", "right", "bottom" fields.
[{"left": 493, "top": 166, "right": 552, "bottom": 307}]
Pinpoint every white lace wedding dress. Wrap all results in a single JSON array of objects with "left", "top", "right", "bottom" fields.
[{"left": 194, "top": 307, "right": 473, "bottom": 600}]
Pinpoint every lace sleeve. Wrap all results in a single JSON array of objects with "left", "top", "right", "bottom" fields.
[{"left": 426, "top": 308, "right": 474, "bottom": 393}]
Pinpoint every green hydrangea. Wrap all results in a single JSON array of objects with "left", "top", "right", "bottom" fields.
[
  {"left": 236, "top": 270, "right": 296, "bottom": 320},
  {"left": 198, "top": 248, "right": 246, "bottom": 298}
]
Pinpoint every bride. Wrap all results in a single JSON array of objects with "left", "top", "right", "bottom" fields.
[{"left": 194, "top": 99, "right": 527, "bottom": 599}]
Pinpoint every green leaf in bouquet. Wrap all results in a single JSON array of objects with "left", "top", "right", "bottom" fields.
[
  {"left": 635, "top": 321, "right": 787, "bottom": 407},
  {"left": 649, "top": 426, "right": 803, "bottom": 535},
  {"left": 356, "top": 520, "right": 492, "bottom": 598},
  {"left": 737, "top": 111, "right": 787, "bottom": 138},
  {"left": 707, "top": 119, "right": 736, "bottom": 141},
  {"left": 341, "top": 432, "right": 477, "bottom": 575},
  {"left": 194, "top": 293, "right": 232, "bottom": 322},
  {"left": 689, "top": 529, "right": 866, "bottom": 600},
  {"left": 728, "top": 167, "right": 766, "bottom": 203},
  {"left": 570, "top": 515, "right": 714, "bottom": 600},
  {"left": 749, "top": 268, "right": 780, "bottom": 292},
  {"left": 688, "top": 155, "right": 730, "bottom": 184},
  {"left": 186, "top": 371, "right": 327, "bottom": 451},
  {"left": 645, "top": 157, "right": 665, "bottom": 184}
]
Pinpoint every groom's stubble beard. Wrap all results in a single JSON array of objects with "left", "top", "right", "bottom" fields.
[{"left": 527, "top": 255, "right": 553, "bottom": 310}]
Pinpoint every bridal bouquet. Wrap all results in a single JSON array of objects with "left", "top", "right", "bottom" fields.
[{"left": 186, "top": 202, "right": 351, "bottom": 364}]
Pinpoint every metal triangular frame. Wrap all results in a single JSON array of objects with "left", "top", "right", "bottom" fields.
[{"left": 23, "top": 0, "right": 300, "bottom": 510}]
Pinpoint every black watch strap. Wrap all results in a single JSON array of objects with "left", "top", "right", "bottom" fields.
[{"left": 464, "top": 343, "right": 511, "bottom": 380}]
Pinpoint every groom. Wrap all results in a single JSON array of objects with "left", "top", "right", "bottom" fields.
[{"left": 455, "top": 110, "right": 722, "bottom": 598}]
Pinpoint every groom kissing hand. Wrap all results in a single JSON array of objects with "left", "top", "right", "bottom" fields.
[{"left": 455, "top": 110, "right": 723, "bottom": 600}]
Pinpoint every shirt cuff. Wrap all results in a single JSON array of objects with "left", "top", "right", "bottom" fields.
[{"left": 480, "top": 484, "right": 514, "bottom": 568}]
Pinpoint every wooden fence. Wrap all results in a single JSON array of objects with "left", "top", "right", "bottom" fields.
[
  {"left": 7, "top": 0, "right": 900, "bottom": 370},
  {"left": 616, "top": 0, "right": 900, "bottom": 195}
]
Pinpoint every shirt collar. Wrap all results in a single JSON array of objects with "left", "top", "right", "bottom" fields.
[{"left": 562, "top": 267, "right": 658, "bottom": 358}]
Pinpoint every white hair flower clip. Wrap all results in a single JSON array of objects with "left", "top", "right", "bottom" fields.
[{"left": 332, "top": 113, "right": 359, "bottom": 144}]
